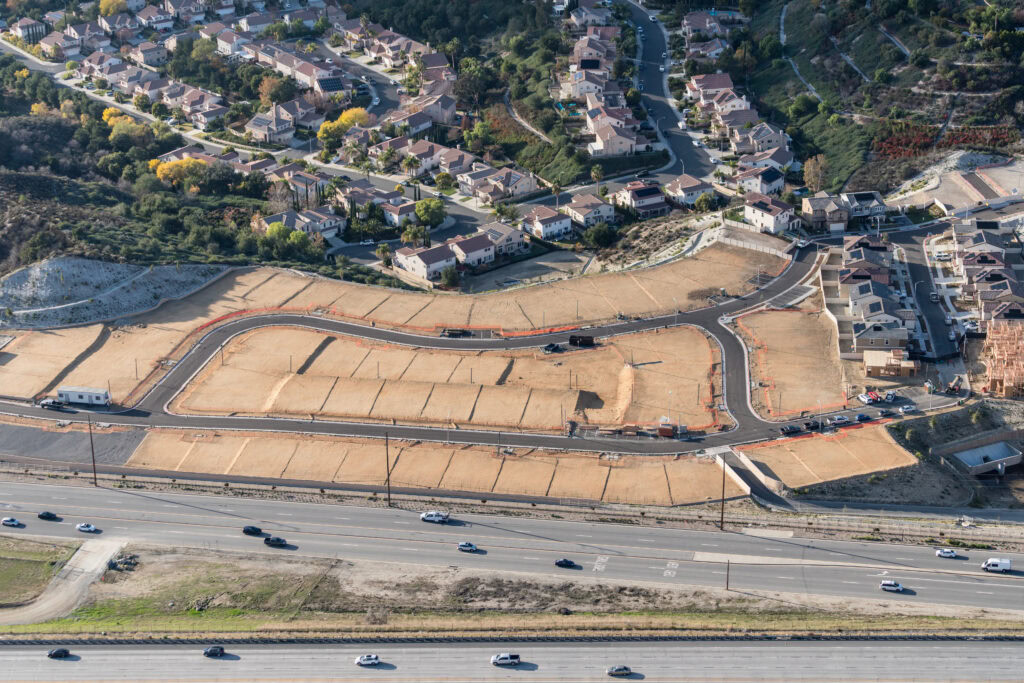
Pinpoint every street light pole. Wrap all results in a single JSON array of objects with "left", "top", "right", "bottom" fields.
[
  {"left": 719, "top": 455, "right": 726, "bottom": 530},
  {"left": 384, "top": 432, "right": 391, "bottom": 507},
  {"left": 87, "top": 414, "right": 97, "bottom": 487}
]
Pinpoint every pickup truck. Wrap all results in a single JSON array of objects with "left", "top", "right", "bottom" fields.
[
  {"left": 420, "top": 511, "right": 449, "bottom": 524},
  {"left": 491, "top": 653, "right": 521, "bottom": 666}
]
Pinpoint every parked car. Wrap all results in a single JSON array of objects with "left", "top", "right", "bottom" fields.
[
  {"left": 803, "top": 420, "right": 820, "bottom": 431},
  {"left": 607, "top": 664, "right": 633, "bottom": 677},
  {"left": 242, "top": 526, "right": 262, "bottom": 536},
  {"left": 857, "top": 393, "right": 873, "bottom": 405},
  {"left": 420, "top": 511, "right": 449, "bottom": 524},
  {"left": 856, "top": 413, "right": 872, "bottom": 422},
  {"left": 491, "top": 653, "right": 521, "bottom": 666},
  {"left": 203, "top": 646, "right": 225, "bottom": 658},
  {"left": 779, "top": 425, "right": 801, "bottom": 436},
  {"left": 457, "top": 542, "right": 478, "bottom": 553},
  {"left": 948, "top": 330, "right": 956, "bottom": 342},
  {"left": 38, "top": 398, "right": 68, "bottom": 411},
  {"left": 47, "top": 648, "right": 70, "bottom": 659},
  {"left": 263, "top": 536, "right": 287, "bottom": 547},
  {"left": 878, "top": 409, "right": 895, "bottom": 418},
  {"left": 554, "top": 558, "right": 577, "bottom": 568},
  {"left": 829, "top": 416, "right": 850, "bottom": 426},
  {"left": 797, "top": 239, "right": 809, "bottom": 248},
  {"left": 898, "top": 404, "right": 915, "bottom": 414},
  {"left": 75, "top": 523, "right": 97, "bottom": 533},
  {"left": 372, "top": 97, "right": 380, "bottom": 106},
  {"left": 440, "top": 328, "right": 469, "bottom": 338},
  {"left": 37, "top": 511, "right": 58, "bottom": 521},
  {"left": 935, "top": 548, "right": 958, "bottom": 559},
  {"left": 359, "top": 239, "right": 374, "bottom": 245},
  {"left": 929, "top": 292, "right": 940, "bottom": 302},
  {"left": 879, "top": 580, "right": 904, "bottom": 592},
  {"left": 659, "top": 64, "right": 665, "bottom": 72},
  {"left": 354, "top": 654, "right": 380, "bottom": 666},
  {"left": 542, "top": 343, "right": 562, "bottom": 354}
]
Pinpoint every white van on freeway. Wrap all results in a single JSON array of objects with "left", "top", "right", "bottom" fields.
[{"left": 982, "top": 558, "right": 1012, "bottom": 573}]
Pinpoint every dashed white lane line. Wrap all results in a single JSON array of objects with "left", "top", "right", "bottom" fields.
[{"left": 576, "top": 534, "right": 592, "bottom": 538}]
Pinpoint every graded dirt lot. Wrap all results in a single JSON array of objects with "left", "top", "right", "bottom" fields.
[
  {"left": 174, "top": 326, "right": 719, "bottom": 431},
  {"left": 2, "top": 244, "right": 782, "bottom": 407},
  {"left": 737, "top": 425, "right": 917, "bottom": 490},
  {"left": 0, "top": 326, "right": 103, "bottom": 399},
  {"left": 736, "top": 295, "right": 846, "bottom": 420},
  {"left": 126, "top": 430, "right": 738, "bottom": 505}
]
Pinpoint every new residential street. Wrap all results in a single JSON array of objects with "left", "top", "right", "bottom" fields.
[
  {"left": 1, "top": 482, "right": 1022, "bottom": 611},
  {"left": 3, "top": 641, "right": 1022, "bottom": 681}
]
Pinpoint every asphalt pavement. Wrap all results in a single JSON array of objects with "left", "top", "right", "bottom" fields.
[
  {"left": 1, "top": 482, "right": 1021, "bottom": 611},
  {"left": 4, "top": 641, "right": 1023, "bottom": 681}
]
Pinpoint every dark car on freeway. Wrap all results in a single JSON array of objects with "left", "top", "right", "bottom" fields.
[
  {"left": 47, "top": 648, "right": 70, "bottom": 659},
  {"left": 263, "top": 536, "right": 287, "bottom": 547},
  {"left": 37, "top": 511, "right": 59, "bottom": 521},
  {"left": 554, "top": 558, "right": 577, "bottom": 569},
  {"left": 203, "top": 646, "right": 225, "bottom": 657},
  {"left": 242, "top": 525, "right": 262, "bottom": 536}
]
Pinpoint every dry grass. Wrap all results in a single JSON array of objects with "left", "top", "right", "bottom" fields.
[{"left": 7, "top": 546, "right": 1022, "bottom": 637}]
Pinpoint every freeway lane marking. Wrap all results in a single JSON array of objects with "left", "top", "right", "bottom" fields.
[
  {"left": 977, "top": 591, "right": 993, "bottom": 594},
  {"left": 576, "top": 534, "right": 592, "bottom": 538},
  {"left": 775, "top": 576, "right": 795, "bottom": 580},
  {"left": 842, "top": 581, "right": 858, "bottom": 584}
]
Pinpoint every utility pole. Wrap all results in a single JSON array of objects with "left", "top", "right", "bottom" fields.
[
  {"left": 719, "top": 456, "right": 726, "bottom": 530},
  {"left": 725, "top": 559, "right": 730, "bottom": 590},
  {"left": 496, "top": 431, "right": 500, "bottom": 457},
  {"left": 87, "top": 414, "right": 97, "bottom": 487},
  {"left": 384, "top": 432, "right": 391, "bottom": 507}
]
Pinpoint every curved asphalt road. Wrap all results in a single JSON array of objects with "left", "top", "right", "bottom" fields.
[{"left": 12, "top": 246, "right": 818, "bottom": 458}]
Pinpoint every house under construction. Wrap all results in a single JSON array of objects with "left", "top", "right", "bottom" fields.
[{"left": 982, "top": 320, "right": 1024, "bottom": 398}]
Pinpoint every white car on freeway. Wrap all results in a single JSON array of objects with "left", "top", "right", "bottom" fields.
[
  {"left": 1, "top": 517, "right": 21, "bottom": 527},
  {"left": 76, "top": 522, "right": 97, "bottom": 533},
  {"left": 879, "top": 580, "right": 904, "bottom": 593},
  {"left": 420, "top": 511, "right": 449, "bottom": 524},
  {"left": 354, "top": 654, "right": 380, "bottom": 666},
  {"left": 935, "top": 548, "right": 957, "bottom": 559}
]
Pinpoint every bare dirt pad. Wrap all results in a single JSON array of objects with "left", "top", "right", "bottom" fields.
[
  {"left": 0, "top": 326, "right": 103, "bottom": 398},
  {"left": 738, "top": 425, "right": 918, "bottom": 491},
  {"left": 0, "top": 536, "right": 79, "bottom": 607},
  {"left": 126, "top": 431, "right": 737, "bottom": 506},
  {"left": 175, "top": 326, "right": 718, "bottom": 431},
  {"left": 17, "top": 546, "right": 1023, "bottom": 636},
  {"left": 737, "top": 295, "right": 846, "bottom": 419}
]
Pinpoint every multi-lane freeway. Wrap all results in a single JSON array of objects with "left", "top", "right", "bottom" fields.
[
  {"left": 1, "top": 482, "right": 1021, "bottom": 610},
  {"left": 3, "top": 641, "right": 1024, "bottom": 681}
]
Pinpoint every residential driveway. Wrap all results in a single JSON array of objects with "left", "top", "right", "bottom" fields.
[{"left": 0, "top": 539, "right": 122, "bottom": 626}]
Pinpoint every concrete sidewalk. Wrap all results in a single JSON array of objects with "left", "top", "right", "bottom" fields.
[{"left": 0, "top": 538, "right": 122, "bottom": 625}]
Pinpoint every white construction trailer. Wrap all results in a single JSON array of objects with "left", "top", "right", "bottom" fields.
[{"left": 57, "top": 386, "right": 111, "bottom": 407}]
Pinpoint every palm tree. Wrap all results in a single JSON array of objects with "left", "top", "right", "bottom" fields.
[
  {"left": 344, "top": 140, "right": 363, "bottom": 165},
  {"left": 591, "top": 164, "right": 604, "bottom": 195},
  {"left": 375, "top": 242, "right": 392, "bottom": 267},
  {"left": 401, "top": 155, "right": 421, "bottom": 178},
  {"left": 379, "top": 146, "right": 397, "bottom": 171},
  {"left": 401, "top": 224, "right": 427, "bottom": 247},
  {"left": 359, "top": 158, "right": 373, "bottom": 178},
  {"left": 551, "top": 183, "right": 562, "bottom": 209}
]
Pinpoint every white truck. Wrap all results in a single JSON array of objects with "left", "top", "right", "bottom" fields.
[
  {"left": 419, "top": 511, "right": 449, "bottom": 524},
  {"left": 981, "top": 558, "right": 1012, "bottom": 573},
  {"left": 491, "top": 653, "right": 521, "bottom": 666}
]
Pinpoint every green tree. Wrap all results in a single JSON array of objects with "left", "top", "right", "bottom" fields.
[
  {"left": 401, "top": 223, "right": 429, "bottom": 246},
  {"left": 435, "top": 172, "right": 454, "bottom": 191},
  {"left": 440, "top": 265, "right": 459, "bottom": 288},
  {"left": 415, "top": 198, "right": 446, "bottom": 227},
  {"left": 591, "top": 164, "right": 604, "bottom": 195},
  {"left": 583, "top": 221, "right": 615, "bottom": 248},
  {"left": 266, "top": 221, "right": 292, "bottom": 241},
  {"left": 694, "top": 192, "right": 715, "bottom": 213},
  {"left": 151, "top": 102, "right": 170, "bottom": 119},
  {"left": 133, "top": 93, "right": 151, "bottom": 112},
  {"left": 550, "top": 182, "right": 562, "bottom": 208},
  {"left": 375, "top": 242, "right": 392, "bottom": 267},
  {"left": 401, "top": 155, "right": 421, "bottom": 177}
]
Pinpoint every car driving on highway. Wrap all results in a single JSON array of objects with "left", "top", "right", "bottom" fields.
[
  {"left": 355, "top": 654, "right": 380, "bottom": 666},
  {"left": 1, "top": 517, "right": 22, "bottom": 527},
  {"left": 457, "top": 542, "right": 478, "bottom": 553},
  {"left": 879, "top": 580, "right": 904, "bottom": 592},
  {"left": 37, "top": 511, "right": 58, "bottom": 521},
  {"left": 420, "top": 511, "right": 449, "bottom": 523},
  {"left": 263, "top": 536, "right": 287, "bottom": 547},
  {"left": 555, "top": 558, "right": 577, "bottom": 569},
  {"left": 47, "top": 648, "right": 70, "bottom": 659},
  {"left": 75, "top": 522, "right": 97, "bottom": 533},
  {"left": 203, "top": 646, "right": 225, "bottom": 657},
  {"left": 607, "top": 664, "right": 633, "bottom": 677},
  {"left": 935, "top": 548, "right": 958, "bottom": 559},
  {"left": 491, "top": 653, "right": 520, "bottom": 666},
  {"left": 242, "top": 526, "right": 262, "bottom": 536}
]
